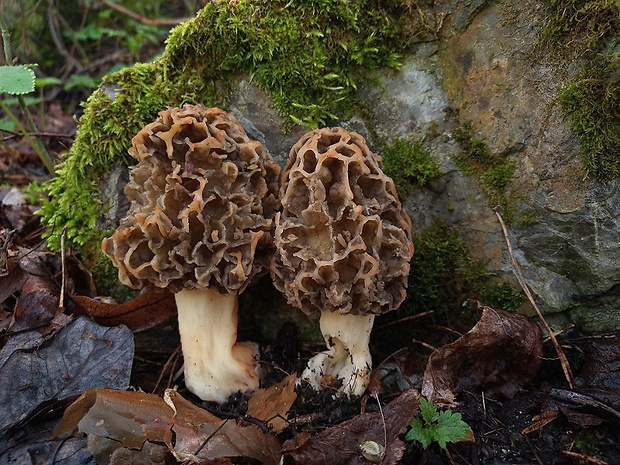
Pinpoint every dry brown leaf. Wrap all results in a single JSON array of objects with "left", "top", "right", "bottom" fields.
[
  {"left": 54, "top": 388, "right": 281, "bottom": 464},
  {"left": 12, "top": 273, "right": 61, "bottom": 330},
  {"left": 521, "top": 409, "right": 560, "bottom": 434},
  {"left": 247, "top": 374, "right": 297, "bottom": 433},
  {"left": 71, "top": 289, "right": 176, "bottom": 332},
  {"left": 282, "top": 389, "right": 419, "bottom": 465},
  {"left": 422, "top": 305, "right": 543, "bottom": 406}
]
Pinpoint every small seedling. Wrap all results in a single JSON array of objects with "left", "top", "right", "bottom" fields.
[{"left": 405, "top": 397, "right": 470, "bottom": 449}]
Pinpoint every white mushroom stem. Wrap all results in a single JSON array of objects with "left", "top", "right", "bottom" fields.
[
  {"left": 175, "top": 288, "right": 259, "bottom": 403},
  {"left": 301, "top": 310, "right": 375, "bottom": 397}
]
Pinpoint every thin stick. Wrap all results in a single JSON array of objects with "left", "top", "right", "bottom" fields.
[
  {"left": 494, "top": 208, "right": 574, "bottom": 388},
  {"left": 375, "top": 310, "right": 433, "bottom": 331},
  {"left": 59, "top": 227, "right": 67, "bottom": 311},
  {"left": 562, "top": 450, "right": 608, "bottom": 465},
  {"left": 101, "top": 0, "right": 190, "bottom": 26},
  {"left": 373, "top": 393, "right": 387, "bottom": 455},
  {"left": 152, "top": 345, "right": 182, "bottom": 394}
]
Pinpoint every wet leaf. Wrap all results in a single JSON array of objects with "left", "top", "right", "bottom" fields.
[
  {"left": 12, "top": 272, "right": 60, "bottom": 331},
  {"left": 0, "top": 419, "right": 94, "bottom": 464},
  {"left": 282, "top": 389, "right": 419, "bottom": 465},
  {"left": 55, "top": 388, "right": 282, "bottom": 465},
  {"left": 247, "top": 374, "right": 297, "bottom": 433},
  {"left": 72, "top": 288, "right": 176, "bottom": 332},
  {"left": 0, "top": 316, "right": 134, "bottom": 432},
  {"left": 422, "top": 305, "right": 543, "bottom": 406}
]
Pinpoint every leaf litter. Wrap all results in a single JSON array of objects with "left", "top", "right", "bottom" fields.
[
  {"left": 53, "top": 388, "right": 281, "bottom": 465},
  {"left": 1, "top": 186, "right": 619, "bottom": 463}
]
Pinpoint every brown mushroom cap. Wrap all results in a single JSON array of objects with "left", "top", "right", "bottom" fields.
[
  {"left": 271, "top": 127, "right": 414, "bottom": 316},
  {"left": 102, "top": 104, "right": 280, "bottom": 294}
]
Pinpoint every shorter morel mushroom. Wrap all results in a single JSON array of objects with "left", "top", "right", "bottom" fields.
[
  {"left": 271, "top": 127, "right": 414, "bottom": 396},
  {"left": 102, "top": 104, "right": 280, "bottom": 403}
]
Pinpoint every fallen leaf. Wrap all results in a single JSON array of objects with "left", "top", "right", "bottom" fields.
[
  {"left": 247, "top": 374, "right": 297, "bottom": 433},
  {"left": 282, "top": 389, "right": 419, "bottom": 465},
  {"left": 422, "top": 305, "right": 543, "bottom": 406},
  {"left": 0, "top": 422, "right": 93, "bottom": 465},
  {"left": 0, "top": 316, "right": 134, "bottom": 432},
  {"left": 72, "top": 288, "right": 176, "bottom": 332},
  {"left": 12, "top": 272, "right": 60, "bottom": 331},
  {"left": 64, "top": 254, "right": 97, "bottom": 298},
  {"left": 521, "top": 409, "right": 560, "bottom": 434},
  {"left": 54, "top": 388, "right": 282, "bottom": 465}
]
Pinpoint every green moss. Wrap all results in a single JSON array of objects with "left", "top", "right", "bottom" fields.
[
  {"left": 375, "top": 223, "right": 524, "bottom": 348},
  {"left": 539, "top": 0, "right": 619, "bottom": 59},
  {"left": 558, "top": 56, "right": 620, "bottom": 180},
  {"left": 88, "top": 244, "right": 138, "bottom": 300},
  {"left": 381, "top": 137, "right": 442, "bottom": 197},
  {"left": 40, "top": 0, "right": 422, "bottom": 253},
  {"left": 406, "top": 224, "right": 523, "bottom": 321},
  {"left": 452, "top": 122, "right": 516, "bottom": 217}
]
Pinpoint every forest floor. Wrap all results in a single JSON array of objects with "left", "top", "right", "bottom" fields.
[{"left": 1, "top": 134, "right": 619, "bottom": 464}]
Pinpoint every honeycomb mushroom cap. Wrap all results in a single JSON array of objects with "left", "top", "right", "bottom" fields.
[
  {"left": 271, "top": 127, "right": 414, "bottom": 316},
  {"left": 102, "top": 104, "right": 280, "bottom": 294}
]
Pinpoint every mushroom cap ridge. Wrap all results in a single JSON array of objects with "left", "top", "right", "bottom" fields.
[
  {"left": 102, "top": 104, "right": 280, "bottom": 294},
  {"left": 271, "top": 127, "right": 414, "bottom": 316}
]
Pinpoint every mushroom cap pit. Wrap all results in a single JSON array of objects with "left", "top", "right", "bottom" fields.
[
  {"left": 271, "top": 127, "right": 414, "bottom": 316},
  {"left": 102, "top": 104, "right": 280, "bottom": 294}
]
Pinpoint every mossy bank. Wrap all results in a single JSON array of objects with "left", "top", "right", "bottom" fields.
[{"left": 39, "top": 0, "right": 422, "bottom": 254}]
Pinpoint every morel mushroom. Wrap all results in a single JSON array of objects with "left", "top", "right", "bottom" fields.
[
  {"left": 271, "top": 127, "right": 414, "bottom": 396},
  {"left": 102, "top": 104, "right": 280, "bottom": 403}
]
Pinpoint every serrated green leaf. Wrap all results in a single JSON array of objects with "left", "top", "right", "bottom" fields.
[
  {"left": 419, "top": 397, "right": 439, "bottom": 425},
  {"left": 433, "top": 411, "right": 470, "bottom": 449},
  {"left": 407, "top": 399, "right": 471, "bottom": 450},
  {"left": 405, "top": 417, "right": 434, "bottom": 449},
  {"left": 0, "top": 65, "right": 36, "bottom": 95}
]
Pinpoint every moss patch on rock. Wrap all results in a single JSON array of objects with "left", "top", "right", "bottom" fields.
[
  {"left": 558, "top": 55, "right": 620, "bottom": 181},
  {"left": 376, "top": 222, "right": 524, "bottom": 338},
  {"left": 40, "top": 0, "right": 421, "bottom": 254},
  {"left": 451, "top": 121, "right": 516, "bottom": 217},
  {"left": 539, "top": 0, "right": 619, "bottom": 60},
  {"left": 381, "top": 136, "right": 442, "bottom": 197}
]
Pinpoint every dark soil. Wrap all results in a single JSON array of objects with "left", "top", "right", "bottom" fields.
[{"left": 128, "top": 315, "right": 620, "bottom": 464}]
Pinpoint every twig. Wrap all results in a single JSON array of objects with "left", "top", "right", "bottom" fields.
[
  {"left": 373, "top": 393, "right": 387, "bottom": 461},
  {"left": 494, "top": 208, "right": 574, "bottom": 388},
  {"left": 152, "top": 345, "right": 182, "bottom": 394},
  {"left": 59, "top": 227, "right": 67, "bottom": 311},
  {"left": 100, "top": 0, "right": 190, "bottom": 26},
  {"left": 562, "top": 450, "right": 608, "bottom": 465},
  {"left": 522, "top": 434, "right": 545, "bottom": 465},
  {"left": 375, "top": 310, "right": 433, "bottom": 331},
  {"left": 46, "top": 1, "right": 84, "bottom": 77},
  {"left": 0, "top": 128, "right": 74, "bottom": 140},
  {"left": 194, "top": 420, "right": 228, "bottom": 456}
]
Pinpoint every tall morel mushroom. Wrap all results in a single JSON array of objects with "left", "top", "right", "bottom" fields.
[
  {"left": 102, "top": 104, "right": 280, "bottom": 403},
  {"left": 271, "top": 127, "right": 414, "bottom": 397}
]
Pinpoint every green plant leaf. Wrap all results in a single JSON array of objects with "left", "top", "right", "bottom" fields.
[
  {"left": 0, "top": 65, "right": 36, "bottom": 95},
  {"left": 406, "top": 398, "right": 471, "bottom": 450},
  {"left": 36, "top": 77, "right": 63, "bottom": 88},
  {"left": 419, "top": 397, "right": 440, "bottom": 425},
  {"left": 405, "top": 417, "right": 434, "bottom": 449},
  {"left": 64, "top": 74, "right": 100, "bottom": 91},
  {"left": 0, "top": 118, "right": 16, "bottom": 131},
  {"left": 432, "top": 410, "right": 470, "bottom": 448}
]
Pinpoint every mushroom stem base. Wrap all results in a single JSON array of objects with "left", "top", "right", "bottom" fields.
[
  {"left": 301, "top": 310, "right": 375, "bottom": 397},
  {"left": 175, "top": 288, "right": 259, "bottom": 403}
]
